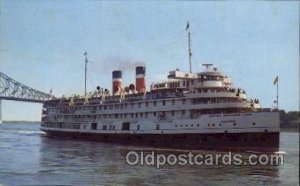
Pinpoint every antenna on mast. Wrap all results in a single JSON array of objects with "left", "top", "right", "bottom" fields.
[
  {"left": 84, "top": 51, "right": 88, "bottom": 96},
  {"left": 202, "top": 64, "right": 213, "bottom": 70},
  {"left": 186, "top": 21, "right": 192, "bottom": 73}
]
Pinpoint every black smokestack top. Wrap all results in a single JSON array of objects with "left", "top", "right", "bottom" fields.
[
  {"left": 136, "top": 66, "right": 146, "bottom": 75},
  {"left": 112, "top": 70, "right": 122, "bottom": 95},
  {"left": 112, "top": 70, "right": 122, "bottom": 79}
]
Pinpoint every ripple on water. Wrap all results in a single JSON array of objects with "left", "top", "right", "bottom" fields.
[{"left": 0, "top": 124, "right": 299, "bottom": 185}]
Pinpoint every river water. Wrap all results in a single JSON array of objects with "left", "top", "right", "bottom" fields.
[{"left": 0, "top": 123, "right": 299, "bottom": 185}]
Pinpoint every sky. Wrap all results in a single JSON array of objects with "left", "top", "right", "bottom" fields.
[{"left": 0, "top": 1, "right": 299, "bottom": 121}]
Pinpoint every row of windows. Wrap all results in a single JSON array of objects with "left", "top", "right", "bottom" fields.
[
  {"left": 52, "top": 96, "right": 245, "bottom": 114},
  {"left": 42, "top": 122, "right": 80, "bottom": 129},
  {"left": 95, "top": 99, "right": 185, "bottom": 110},
  {"left": 48, "top": 99, "right": 187, "bottom": 113},
  {"left": 192, "top": 97, "right": 241, "bottom": 104},
  {"left": 174, "top": 122, "right": 256, "bottom": 128},
  {"left": 43, "top": 121, "right": 257, "bottom": 130},
  {"left": 101, "top": 124, "right": 116, "bottom": 130},
  {"left": 47, "top": 108, "right": 251, "bottom": 121},
  {"left": 92, "top": 123, "right": 158, "bottom": 131},
  {"left": 45, "top": 86, "right": 247, "bottom": 109},
  {"left": 99, "top": 122, "right": 254, "bottom": 130},
  {"left": 47, "top": 110, "right": 188, "bottom": 121}
]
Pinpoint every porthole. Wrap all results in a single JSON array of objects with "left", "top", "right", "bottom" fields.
[
  {"left": 212, "top": 124, "right": 215, "bottom": 127},
  {"left": 191, "top": 124, "right": 194, "bottom": 127},
  {"left": 175, "top": 125, "right": 177, "bottom": 127},
  {"left": 233, "top": 123, "right": 236, "bottom": 126},
  {"left": 225, "top": 130, "right": 228, "bottom": 133},
  {"left": 219, "top": 123, "right": 222, "bottom": 126},
  {"left": 252, "top": 122, "right": 256, "bottom": 125},
  {"left": 197, "top": 124, "right": 200, "bottom": 127},
  {"left": 264, "top": 129, "right": 268, "bottom": 133},
  {"left": 208, "top": 124, "right": 210, "bottom": 126},
  {"left": 185, "top": 124, "right": 188, "bottom": 127}
]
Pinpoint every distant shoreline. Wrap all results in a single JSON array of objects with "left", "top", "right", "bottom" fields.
[
  {"left": 1, "top": 121, "right": 40, "bottom": 124},
  {"left": 280, "top": 128, "right": 299, "bottom": 133}
]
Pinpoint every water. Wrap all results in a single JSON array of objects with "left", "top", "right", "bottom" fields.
[{"left": 0, "top": 123, "right": 298, "bottom": 186}]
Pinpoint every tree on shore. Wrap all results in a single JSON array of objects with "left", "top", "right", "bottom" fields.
[{"left": 280, "top": 110, "right": 300, "bottom": 129}]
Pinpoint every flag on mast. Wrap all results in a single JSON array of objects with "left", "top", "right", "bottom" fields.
[
  {"left": 273, "top": 76, "right": 278, "bottom": 85},
  {"left": 186, "top": 21, "right": 189, "bottom": 31}
]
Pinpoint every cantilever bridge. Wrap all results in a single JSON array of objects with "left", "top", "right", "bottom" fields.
[{"left": 0, "top": 72, "right": 54, "bottom": 122}]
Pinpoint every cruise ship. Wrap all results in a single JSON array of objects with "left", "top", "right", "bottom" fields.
[
  {"left": 41, "top": 63, "right": 280, "bottom": 152},
  {"left": 41, "top": 23, "right": 280, "bottom": 152}
]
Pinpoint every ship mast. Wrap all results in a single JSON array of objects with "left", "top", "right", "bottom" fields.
[
  {"left": 84, "top": 51, "right": 88, "bottom": 96},
  {"left": 186, "top": 21, "right": 192, "bottom": 73}
]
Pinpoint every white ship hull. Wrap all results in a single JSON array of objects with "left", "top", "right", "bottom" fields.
[{"left": 41, "top": 111, "right": 280, "bottom": 152}]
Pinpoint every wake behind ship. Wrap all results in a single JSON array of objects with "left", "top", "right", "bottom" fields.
[{"left": 41, "top": 62, "right": 280, "bottom": 152}]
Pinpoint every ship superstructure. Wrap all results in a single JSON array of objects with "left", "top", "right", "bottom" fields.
[{"left": 41, "top": 63, "right": 279, "bottom": 152}]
